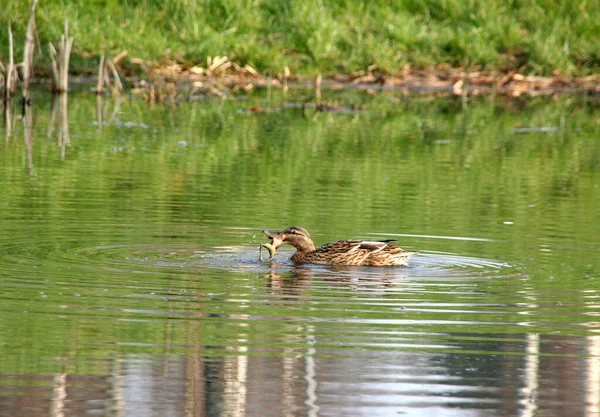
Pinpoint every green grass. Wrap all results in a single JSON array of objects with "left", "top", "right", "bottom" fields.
[{"left": 0, "top": 0, "right": 599, "bottom": 77}]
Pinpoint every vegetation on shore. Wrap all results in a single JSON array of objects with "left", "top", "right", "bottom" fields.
[{"left": 0, "top": 0, "right": 599, "bottom": 80}]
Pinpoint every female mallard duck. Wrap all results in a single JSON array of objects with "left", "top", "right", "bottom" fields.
[{"left": 263, "top": 226, "right": 416, "bottom": 266}]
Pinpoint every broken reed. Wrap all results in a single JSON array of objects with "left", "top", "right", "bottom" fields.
[
  {"left": 2, "top": 22, "right": 18, "bottom": 100},
  {"left": 1, "top": 0, "right": 37, "bottom": 102},
  {"left": 22, "top": 0, "right": 39, "bottom": 99},
  {"left": 95, "top": 54, "right": 123, "bottom": 95},
  {"left": 49, "top": 20, "right": 73, "bottom": 94}
]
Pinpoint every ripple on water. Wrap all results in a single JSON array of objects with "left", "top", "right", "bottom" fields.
[
  {"left": 41, "top": 242, "right": 515, "bottom": 279},
  {"left": 0, "top": 233, "right": 516, "bottom": 285},
  {"left": 6, "top": 232, "right": 595, "bottom": 344}
]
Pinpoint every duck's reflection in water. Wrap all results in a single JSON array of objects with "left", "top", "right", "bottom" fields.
[{"left": 264, "top": 263, "right": 410, "bottom": 296}]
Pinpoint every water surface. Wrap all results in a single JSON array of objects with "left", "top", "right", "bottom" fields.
[{"left": 1, "top": 90, "right": 599, "bottom": 417}]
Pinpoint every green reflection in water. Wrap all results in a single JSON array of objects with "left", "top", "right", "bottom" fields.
[{"left": 0, "top": 89, "right": 599, "bottom": 377}]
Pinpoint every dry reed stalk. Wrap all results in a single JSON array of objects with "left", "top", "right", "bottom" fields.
[
  {"left": 48, "top": 43, "right": 59, "bottom": 90},
  {"left": 315, "top": 74, "right": 322, "bottom": 102},
  {"left": 22, "top": 0, "right": 39, "bottom": 98},
  {"left": 5, "top": 22, "right": 17, "bottom": 100},
  {"left": 61, "top": 21, "right": 73, "bottom": 92},
  {"left": 106, "top": 58, "right": 123, "bottom": 93},
  {"left": 96, "top": 54, "right": 123, "bottom": 95},
  {"left": 112, "top": 50, "right": 128, "bottom": 65},
  {"left": 215, "top": 61, "right": 232, "bottom": 74},
  {"left": 49, "top": 20, "right": 74, "bottom": 93},
  {"left": 283, "top": 66, "right": 290, "bottom": 92},
  {"left": 102, "top": 61, "right": 111, "bottom": 87},
  {"left": 207, "top": 56, "right": 229, "bottom": 74},
  {"left": 95, "top": 54, "right": 105, "bottom": 93},
  {"left": 243, "top": 64, "right": 258, "bottom": 76},
  {"left": 0, "top": 65, "right": 4, "bottom": 98}
]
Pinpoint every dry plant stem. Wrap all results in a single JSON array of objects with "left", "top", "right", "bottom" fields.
[
  {"left": 61, "top": 21, "right": 73, "bottom": 93},
  {"left": 107, "top": 58, "right": 123, "bottom": 92},
  {"left": 49, "top": 20, "right": 74, "bottom": 93},
  {"left": 243, "top": 64, "right": 258, "bottom": 76},
  {"left": 102, "top": 61, "right": 110, "bottom": 88},
  {"left": 6, "top": 22, "right": 16, "bottom": 99},
  {"left": 112, "top": 50, "right": 128, "bottom": 65},
  {"left": 208, "top": 56, "right": 229, "bottom": 73},
  {"left": 22, "top": 0, "right": 39, "bottom": 97},
  {"left": 283, "top": 66, "right": 290, "bottom": 93},
  {"left": 48, "top": 43, "right": 59, "bottom": 90},
  {"left": 96, "top": 54, "right": 105, "bottom": 93},
  {"left": 315, "top": 74, "right": 322, "bottom": 103}
]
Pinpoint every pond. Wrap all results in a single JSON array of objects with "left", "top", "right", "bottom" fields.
[{"left": 0, "top": 87, "right": 599, "bottom": 417}]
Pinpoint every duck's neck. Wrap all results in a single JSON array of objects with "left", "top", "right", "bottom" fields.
[
  {"left": 291, "top": 251, "right": 308, "bottom": 264},
  {"left": 291, "top": 244, "right": 315, "bottom": 264},
  {"left": 290, "top": 238, "right": 316, "bottom": 253}
]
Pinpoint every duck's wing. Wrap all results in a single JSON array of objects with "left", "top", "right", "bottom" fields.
[
  {"left": 317, "top": 239, "right": 397, "bottom": 253},
  {"left": 309, "top": 240, "right": 411, "bottom": 266},
  {"left": 356, "top": 240, "right": 397, "bottom": 253}
]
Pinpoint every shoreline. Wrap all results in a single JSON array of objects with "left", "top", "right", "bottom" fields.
[
  {"left": 39, "top": 66, "right": 600, "bottom": 99},
  {"left": 175, "top": 68, "right": 600, "bottom": 98}
]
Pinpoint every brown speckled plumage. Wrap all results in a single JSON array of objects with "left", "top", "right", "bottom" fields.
[{"left": 263, "top": 226, "right": 416, "bottom": 266}]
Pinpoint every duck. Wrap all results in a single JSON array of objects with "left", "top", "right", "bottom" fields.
[{"left": 263, "top": 226, "right": 416, "bottom": 266}]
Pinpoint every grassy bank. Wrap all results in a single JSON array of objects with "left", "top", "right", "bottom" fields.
[{"left": 1, "top": 0, "right": 599, "bottom": 79}]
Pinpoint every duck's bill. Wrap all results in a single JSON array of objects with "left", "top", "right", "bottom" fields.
[{"left": 262, "top": 230, "right": 283, "bottom": 249}]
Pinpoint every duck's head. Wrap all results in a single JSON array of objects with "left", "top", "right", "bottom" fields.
[{"left": 263, "top": 226, "right": 316, "bottom": 252}]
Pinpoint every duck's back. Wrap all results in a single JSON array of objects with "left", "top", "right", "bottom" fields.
[{"left": 293, "top": 239, "right": 414, "bottom": 266}]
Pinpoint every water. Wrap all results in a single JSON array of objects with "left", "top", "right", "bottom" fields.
[{"left": 0, "top": 89, "right": 599, "bottom": 417}]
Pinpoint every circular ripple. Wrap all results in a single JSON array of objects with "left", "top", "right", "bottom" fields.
[
  {"left": 0, "top": 222, "right": 518, "bottom": 290},
  {"left": 1, "top": 237, "right": 515, "bottom": 279}
]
